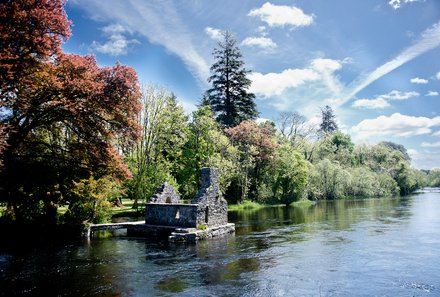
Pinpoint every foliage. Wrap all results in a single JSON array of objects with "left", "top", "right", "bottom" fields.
[
  {"left": 345, "top": 167, "right": 398, "bottom": 198},
  {"left": 307, "top": 159, "right": 350, "bottom": 200},
  {"left": 125, "top": 86, "right": 187, "bottom": 209},
  {"left": 228, "top": 200, "right": 264, "bottom": 210},
  {"left": 426, "top": 169, "right": 440, "bottom": 187},
  {"left": 379, "top": 141, "right": 411, "bottom": 161},
  {"left": 226, "top": 120, "right": 277, "bottom": 201},
  {"left": 204, "top": 31, "right": 258, "bottom": 128},
  {"left": 318, "top": 105, "right": 338, "bottom": 135},
  {"left": 271, "top": 144, "right": 309, "bottom": 206},
  {"left": 0, "top": 0, "right": 71, "bottom": 97},
  {"left": 0, "top": 0, "right": 141, "bottom": 223},
  {"left": 64, "top": 176, "right": 121, "bottom": 224},
  {"left": 178, "top": 106, "right": 237, "bottom": 198},
  {"left": 292, "top": 199, "right": 315, "bottom": 208}
]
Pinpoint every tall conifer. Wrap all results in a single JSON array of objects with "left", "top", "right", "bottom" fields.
[{"left": 205, "top": 31, "right": 258, "bottom": 128}]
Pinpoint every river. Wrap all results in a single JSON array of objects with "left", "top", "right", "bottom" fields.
[{"left": 1, "top": 191, "right": 439, "bottom": 296}]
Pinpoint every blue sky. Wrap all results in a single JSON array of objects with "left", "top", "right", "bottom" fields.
[{"left": 64, "top": 0, "right": 440, "bottom": 169}]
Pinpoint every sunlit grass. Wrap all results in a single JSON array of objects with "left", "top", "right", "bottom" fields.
[
  {"left": 228, "top": 200, "right": 265, "bottom": 210},
  {"left": 291, "top": 199, "right": 316, "bottom": 208}
]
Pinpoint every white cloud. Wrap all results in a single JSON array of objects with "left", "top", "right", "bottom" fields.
[
  {"left": 408, "top": 148, "right": 440, "bottom": 169},
  {"left": 339, "top": 21, "right": 440, "bottom": 105},
  {"left": 432, "top": 131, "right": 440, "bottom": 136},
  {"left": 410, "top": 77, "right": 428, "bottom": 84},
  {"left": 389, "top": 0, "right": 425, "bottom": 10},
  {"left": 249, "top": 68, "right": 319, "bottom": 96},
  {"left": 311, "top": 58, "right": 342, "bottom": 72},
  {"left": 256, "top": 117, "right": 271, "bottom": 124},
  {"left": 90, "top": 24, "right": 139, "bottom": 56},
  {"left": 352, "top": 90, "right": 418, "bottom": 109},
  {"left": 72, "top": 0, "right": 210, "bottom": 84},
  {"left": 426, "top": 90, "right": 439, "bottom": 96},
  {"left": 421, "top": 141, "right": 440, "bottom": 148},
  {"left": 258, "top": 26, "right": 266, "bottom": 32},
  {"left": 248, "top": 2, "right": 314, "bottom": 28},
  {"left": 205, "top": 27, "right": 222, "bottom": 41},
  {"left": 436, "top": 72, "right": 440, "bottom": 80},
  {"left": 352, "top": 98, "right": 390, "bottom": 109},
  {"left": 249, "top": 58, "right": 346, "bottom": 115},
  {"left": 242, "top": 36, "right": 277, "bottom": 49},
  {"left": 351, "top": 113, "right": 440, "bottom": 138},
  {"left": 381, "top": 90, "right": 419, "bottom": 100}
]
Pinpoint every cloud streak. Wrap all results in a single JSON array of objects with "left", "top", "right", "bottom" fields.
[
  {"left": 340, "top": 21, "right": 440, "bottom": 105},
  {"left": 352, "top": 90, "right": 419, "bottom": 109},
  {"left": 71, "top": 0, "right": 210, "bottom": 84}
]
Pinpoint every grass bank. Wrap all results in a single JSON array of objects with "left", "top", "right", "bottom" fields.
[
  {"left": 228, "top": 200, "right": 265, "bottom": 210},
  {"left": 291, "top": 199, "right": 316, "bottom": 208}
]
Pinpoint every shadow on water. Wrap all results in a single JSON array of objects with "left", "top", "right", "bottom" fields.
[
  {"left": 2, "top": 194, "right": 440, "bottom": 297},
  {"left": 229, "top": 197, "right": 411, "bottom": 234}
]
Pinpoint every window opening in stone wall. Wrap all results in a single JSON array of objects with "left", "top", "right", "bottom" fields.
[
  {"left": 205, "top": 206, "right": 209, "bottom": 224},
  {"left": 175, "top": 209, "right": 180, "bottom": 220},
  {"left": 166, "top": 196, "right": 172, "bottom": 203}
]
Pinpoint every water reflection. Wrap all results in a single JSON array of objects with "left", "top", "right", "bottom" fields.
[{"left": 1, "top": 194, "right": 439, "bottom": 296}]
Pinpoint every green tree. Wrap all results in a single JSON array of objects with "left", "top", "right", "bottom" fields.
[
  {"left": 65, "top": 176, "right": 121, "bottom": 224},
  {"left": 125, "top": 86, "right": 187, "bottom": 209},
  {"left": 272, "top": 145, "right": 309, "bottom": 206},
  {"left": 307, "top": 159, "right": 350, "bottom": 200},
  {"left": 179, "top": 106, "right": 237, "bottom": 198},
  {"left": 205, "top": 31, "right": 258, "bottom": 128},
  {"left": 319, "top": 105, "right": 338, "bottom": 135}
]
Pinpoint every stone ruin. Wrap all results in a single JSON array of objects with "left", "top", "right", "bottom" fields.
[{"left": 145, "top": 167, "right": 228, "bottom": 228}]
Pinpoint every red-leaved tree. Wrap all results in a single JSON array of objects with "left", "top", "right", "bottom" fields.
[
  {"left": 225, "top": 120, "right": 277, "bottom": 199},
  {"left": 0, "top": 0, "right": 141, "bottom": 222}
]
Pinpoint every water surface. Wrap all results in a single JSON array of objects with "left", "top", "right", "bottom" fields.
[{"left": 1, "top": 193, "right": 439, "bottom": 296}]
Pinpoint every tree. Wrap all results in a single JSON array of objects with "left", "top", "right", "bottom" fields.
[
  {"left": 0, "top": 0, "right": 71, "bottom": 97},
  {"left": 272, "top": 145, "right": 309, "bottom": 206},
  {"left": 1, "top": 0, "right": 71, "bottom": 173},
  {"left": 0, "top": 1, "right": 141, "bottom": 223},
  {"left": 125, "top": 86, "right": 187, "bottom": 209},
  {"left": 205, "top": 31, "right": 258, "bottom": 128},
  {"left": 226, "top": 120, "right": 277, "bottom": 200},
  {"left": 178, "top": 106, "right": 237, "bottom": 198},
  {"left": 319, "top": 105, "right": 338, "bottom": 135},
  {"left": 276, "top": 111, "right": 315, "bottom": 148},
  {"left": 307, "top": 159, "right": 350, "bottom": 200},
  {"left": 379, "top": 141, "right": 411, "bottom": 161}
]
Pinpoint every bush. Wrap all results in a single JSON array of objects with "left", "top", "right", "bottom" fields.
[{"left": 63, "top": 176, "right": 122, "bottom": 224}]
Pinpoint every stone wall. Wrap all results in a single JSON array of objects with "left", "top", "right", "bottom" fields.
[
  {"left": 145, "top": 204, "right": 197, "bottom": 228},
  {"left": 149, "top": 182, "right": 181, "bottom": 203},
  {"left": 192, "top": 168, "right": 228, "bottom": 227},
  {"left": 145, "top": 167, "right": 228, "bottom": 229}
]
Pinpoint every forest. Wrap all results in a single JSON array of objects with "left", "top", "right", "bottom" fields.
[{"left": 0, "top": 0, "right": 438, "bottom": 226}]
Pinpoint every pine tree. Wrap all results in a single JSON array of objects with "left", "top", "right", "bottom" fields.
[
  {"left": 205, "top": 31, "right": 258, "bottom": 128},
  {"left": 319, "top": 105, "right": 338, "bottom": 134}
]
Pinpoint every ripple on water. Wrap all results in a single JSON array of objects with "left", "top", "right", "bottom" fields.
[{"left": 400, "top": 280, "right": 435, "bottom": 293}]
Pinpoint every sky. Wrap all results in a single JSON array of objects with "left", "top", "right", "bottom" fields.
[{"left": 63, "top": 0, "right": 440, "bottom": 170}]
